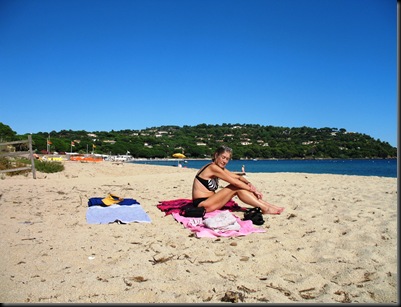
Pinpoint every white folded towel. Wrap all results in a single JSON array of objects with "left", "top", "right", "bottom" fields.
[{"left": 203, "top": 211, "right": 240, "bottom": 232}]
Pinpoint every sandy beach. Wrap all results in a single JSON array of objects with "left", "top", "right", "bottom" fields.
[{"left": 0, "top": 160, "right": 397, "bottom": 303}]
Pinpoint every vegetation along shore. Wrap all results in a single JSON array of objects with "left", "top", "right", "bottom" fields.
[{"left": 1, "top": 122, "right": 396, "bottom": 160}]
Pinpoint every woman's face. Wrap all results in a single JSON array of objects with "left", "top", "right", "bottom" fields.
[{"left": 215, "top": 150, "right": 231, "bottom": 168}]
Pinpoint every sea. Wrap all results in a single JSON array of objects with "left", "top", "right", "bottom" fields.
[{"left": 129, "top": 158, "right": 397, "bottom": 178}]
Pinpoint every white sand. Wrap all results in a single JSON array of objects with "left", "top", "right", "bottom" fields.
[{"left": 0, "top": 161, "right": 397, "bottom": 303}]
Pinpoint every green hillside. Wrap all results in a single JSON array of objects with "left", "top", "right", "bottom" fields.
[{"left": 1, "top": 122, "right": 397, "bottom": 159}]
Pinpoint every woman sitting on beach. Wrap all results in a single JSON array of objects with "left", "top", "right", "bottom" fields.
[{"left": 192, "top": 145, "right": 284, "bottom": 215}]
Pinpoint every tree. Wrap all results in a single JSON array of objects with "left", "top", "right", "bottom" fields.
[{"left": 0, "top": 122, "right": 17, "bottom": 141}]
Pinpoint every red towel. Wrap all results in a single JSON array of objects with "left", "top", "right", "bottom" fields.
[{"left": 157, "top": 198, "right": 247, "bottom": 216}]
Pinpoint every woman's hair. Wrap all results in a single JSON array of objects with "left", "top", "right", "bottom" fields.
[{"left": 212, "top": 145, "right": 232, "bottom": 161}]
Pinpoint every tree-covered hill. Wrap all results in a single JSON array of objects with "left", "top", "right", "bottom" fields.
[{"left": 0, "top": 122, "right": 397, "bottom": 159}]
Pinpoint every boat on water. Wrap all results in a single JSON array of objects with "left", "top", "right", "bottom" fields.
[{"left": 104, "top": 154, "right": 133, "bottom": 162}]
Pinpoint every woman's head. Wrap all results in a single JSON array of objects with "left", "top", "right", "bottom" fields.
[{"left": 212, "top": 145, "right": 232, "bottom": 167}]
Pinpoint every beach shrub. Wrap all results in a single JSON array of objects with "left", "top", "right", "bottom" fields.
[
  {"left": 34, "top": 160, "right": 64, "bottom": 173},
  {"left": 0, "top": 157, "right": 31, "bottom": 176},
  {"left": 0, "top": 157, "right": 64, "bottom": 175},
  {"left": 0, "top": 157, "right": 11, "bottom": 171}
]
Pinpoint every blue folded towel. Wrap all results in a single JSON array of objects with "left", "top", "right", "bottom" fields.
[{"left": 88, "top": 197, "right": 140, "bottom": 207}]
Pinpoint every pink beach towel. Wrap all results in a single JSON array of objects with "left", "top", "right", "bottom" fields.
[{"left": 172, "top": 210, "right": 265, "bottom": 238}]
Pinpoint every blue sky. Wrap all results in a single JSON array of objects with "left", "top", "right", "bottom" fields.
[{"left": 0, "top": 0, "right": 397, "bottom": 147}]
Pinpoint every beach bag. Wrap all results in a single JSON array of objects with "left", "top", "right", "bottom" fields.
[
  {"left": 243, "top": 207, "right": 265, "bottom": 225},
  {"left": 180, "top": 204, "right": 206, "bottom": 218}
]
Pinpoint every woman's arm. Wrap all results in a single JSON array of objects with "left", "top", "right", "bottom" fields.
[
  {"left": 210, "top": 164, "right": 256, "bottom": 192},
  {"left": 218, "top": 166, "right": 264, "bottom": 199}
]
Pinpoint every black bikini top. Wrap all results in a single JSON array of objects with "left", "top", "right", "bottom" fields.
[{"left": 195, "top": 163, "right": 219, "bottom": 191}]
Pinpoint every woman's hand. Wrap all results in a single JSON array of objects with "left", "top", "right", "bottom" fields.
[
  {"left": 254, "top": 190, "right": 263, "bottom": 199},
  {"left": 248, "top": 183, "right": 256, "bottom": 192},
  {"left": 248, "top": 183, "right": 263, "bottom": 199}
]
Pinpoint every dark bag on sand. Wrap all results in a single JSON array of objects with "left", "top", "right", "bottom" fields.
[
  {"left": 180, "top": 204, "right": 206, "bottom": 218},
  {"left": 243, "top": 207, "right": 265, "bottom": 225}
]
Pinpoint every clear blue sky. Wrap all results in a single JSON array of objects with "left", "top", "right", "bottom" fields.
[{"left": 0, "top": 0, "right": 397, "bottom": 147}]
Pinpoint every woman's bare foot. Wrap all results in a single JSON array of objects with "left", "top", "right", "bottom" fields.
[
  {"left": 259, "top": 200, "right": 285, "bottom": 215},
  {"left": 261, "top": 204, "right": 285, "bottom": 215}
]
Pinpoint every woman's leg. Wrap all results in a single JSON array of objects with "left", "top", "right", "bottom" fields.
[
  {"left": 257, "top": 198, "right": 285, "bottom": 213},
  {"left": 235, "top": 189, "right": 284, "bottom": 214},
  {"left": 199, "top": 185, "right": 284, "bottom": 214},
  {"left": 198, "top": 185, "right": 240, "bottom": 212}
]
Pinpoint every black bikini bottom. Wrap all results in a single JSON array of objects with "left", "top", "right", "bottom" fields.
[{"left": 192, "top": 197, "right": 208, "bottom": 207}]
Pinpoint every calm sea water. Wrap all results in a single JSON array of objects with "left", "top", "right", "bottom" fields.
[{"left": 130, "top": 158, "right": 397, "bottom": 178}]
